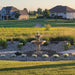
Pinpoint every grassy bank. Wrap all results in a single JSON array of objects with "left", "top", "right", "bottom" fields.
[
  {"left": 0, "top": 60, "right": 75, "bottom": 75},
  {"left": 0, "top": 19, "right": 75, "bottom": 27}
]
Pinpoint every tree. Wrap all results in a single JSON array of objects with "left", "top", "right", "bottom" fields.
[
  {"left": 43, "top": 9, "right": 49, "bottom": 18},
  {"left": 23, "top": 8, "right": 28, "bottom": 13},
  {"left": 29, "top": 11, "right": 37, "bottom": 15},
  {"left": 15, "top": 12, "right": 20, "bottom": 18},
  {"left": 37, "top": 8, "right": 42, "bottom": 16}
]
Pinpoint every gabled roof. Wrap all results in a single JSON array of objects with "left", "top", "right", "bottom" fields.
[
  {"left": 2, "top": 6, "right": 29, "bottom": 15},
  {"left": 19, "top": 10, "right": 28, "bottom": 15},
  {"left": 3, "top": 6, "right": 19, "bottom": 12},
  {"left": 49, "top": 5, "right": 75, "bottom": 13}
]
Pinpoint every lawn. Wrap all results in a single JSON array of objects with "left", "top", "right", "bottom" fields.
[
  {"left": 0, "top": 60, "right": 75, "bottom": 75},
  {"left": 0, "top": 19, "right": 75, "bottom": 27}
]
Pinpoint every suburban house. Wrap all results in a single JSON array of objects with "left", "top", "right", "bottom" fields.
[
  {"left": 49, "top": 5, "right": 75, "bottom": 19},
  {"left": 0, "top": 6, "right": 29, "bottom": 20}
]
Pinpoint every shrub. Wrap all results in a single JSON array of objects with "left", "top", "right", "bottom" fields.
[
  {"left": 44, "top": 24, "right": 51, "bottom": 31},
  {"left": 21, "top": 54, "right": 27, "bottom": 57},
  {"left": 13, "top": 38, "right": 20, "bottom": 41},
  {"left": 17, "top": 43, "right": 23, "bottom": 50},
  {"left": 42, "top": 54, "right": 49, "bottom": 58},
  {"left": 15, "top": 52, "right": 22, "bottom": 56},
  {"left": 50, "top": 36, "right": 75, "bottom": 45},
  {"left": 63, "top": 53, "right": 69, "bottom": 58},
  {"left": 63, "top": 42, "right": 71, "bottom": 50},
  {"left": 53, "top": 54, "right": 59, "bottom": 58},
  {"left": 11, "top": 54, "right": 16, "bottom": 57},
  {"left": 26, "top": 38, "right": 35, "bottom": 42},
  {"left": 0, "top": 38, "right": 8, "bottom": 49},
  {"left": 0, "top": 54, "right": 5, "bottom": 57},
  {"left": 19, "top": 38, "right": 27, "bottom": 45},
  {"left": 37, "top": 16, "right": 44, "bottom": 19},
  {"left": 42, "top": 37, "right": 49, "bottom": 46},
  {"left": 32, "top": 54, "right": 37, "bottom": 58}
]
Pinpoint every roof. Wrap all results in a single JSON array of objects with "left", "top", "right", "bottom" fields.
[
  {"left": 19, "top": 10, "right": 28, "bottom": 15},
  {"left": 2, "top": 6, "right": 28, "bottom": 15},
  {"left": 3, "top": 6, "right": 19, "bottom": 12},
  {"left": 49, "top": 5, "right": 75, "bottom": 13}
]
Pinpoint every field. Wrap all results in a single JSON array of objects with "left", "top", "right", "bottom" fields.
[
  {"left": 0, "top": 19, "right": 75, "bottom": 40},
  {"left": 0, "top": 27, "right": 75, "bottom": 40},
  {"left": 0, "top": 19, "right": 75, "bottom": 27},
  {"left": 0, "top": 60, "right": 75, "bottom": 75}
]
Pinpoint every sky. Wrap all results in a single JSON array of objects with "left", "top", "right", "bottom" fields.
[{"left": 0, "top": 0, "right": 75, "bottom": 11}]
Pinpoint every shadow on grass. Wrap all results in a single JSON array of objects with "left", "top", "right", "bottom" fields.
[{"left": 0, "top": 62, "right": 75, "bottom": 71}]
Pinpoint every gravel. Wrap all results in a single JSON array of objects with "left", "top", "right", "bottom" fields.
[{"left": 0, "top": 41, "right": 75, "bottom": 61}]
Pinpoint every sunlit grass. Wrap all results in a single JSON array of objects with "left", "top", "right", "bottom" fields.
[
  {"left": 0, "top": 60, "right": 75, "bottom": 75},
  {"left": 0, "top": 27, "right": 75, "bottom": 40}
]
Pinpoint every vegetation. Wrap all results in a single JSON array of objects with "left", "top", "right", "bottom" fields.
[
  {"left": 63, "top": 53, "right": 69, "bottom": 58},
  {"left": 1, "top": 60, "right": 75, "bottom": 75},
  {"left": 50, "top": 36, "right": 75, "bottom": 45},
  {"left": 63, "top": 42, "right": 71, "bottom": 50},
  {"left": 43, "top": 9, "right": 49, "bottom": 18},
  {"left": 15, "top": 52, "right": 22, "bottom": 56},
  {"left": 45, "top": 24, "right": 51, "bottom": 31},
  {"left": 21, "top": 54, "right": 27, "bottom": 57},
  {"left": 0, "top": 38, "right": 8, "bottom": 49},
  {"left": 53, "top": 54, "right": 59, "bottom": 58},
  {"left": 0, "top": 27, "right": 75, "bottom": 40},
  {"left": 32, "top": 54, "right": 37, "bottom": 58},
  {"left": 0, "top": 19, "right": 75, "bottom": 27},
  {"left": 17, "top": 43, "right": 23, "bottom": 50},
  {"left": 15, "top": 12, "right": 20, "bottom": 18},
  {"left": 42, "top": 54, "right": 49, "bottom": 58}
]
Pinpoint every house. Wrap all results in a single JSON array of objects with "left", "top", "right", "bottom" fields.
[
  {"left": 0, "top": 6, "right": 29, "bottom": 20},
  {"left": 0, "top": 11, "right": 1, "bottom": 20},
  {"left": 49, "top": 5, "right": 75, "bottom": 19}
]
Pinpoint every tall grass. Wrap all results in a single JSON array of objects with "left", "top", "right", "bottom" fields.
[{"left": 0, "top": 27, "right": 75, "bottom": 41}]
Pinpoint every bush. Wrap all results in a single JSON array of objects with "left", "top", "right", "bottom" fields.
[
  {"left": 37, "top": 16, "right": 44, "bottom": 19},
  {"left": 44, "top": 24, "right": 51, "bottom": 31},
  {"left": 26, "top": 38, "right": 35, "bottom": 42},
  {"left": 53, "top": 54, "right": 59, "bottom": 58},
  {"left": 21, "top": 54, "right": 27, "bottom": 57},
  {"left": 32, "top": 54, "right": 37, "bottom": 58},
  {"left": 63, "top": 53, "right": 69, "bottom": 57},
  {"left": 42, "top": 37, "right": 49, "bottom": 46},
  {"left": 13, "top": 38, "right": 20, "bottom": 41},
  {"left": 0, "top": 54, "right": 5, "bottom": 57},
  {"left": 0, "top": 38, "right": 8, "bottom": 49},
  {"left": 42, "top": 54, "right": 49, "bottom": 58},
  {"left": 15, "top": 52, "right": 22, "bottom": 56},
  {"left": 11, "top": 54, "right": 16, "bottom": 57},
  {"left": 19, "top": 38, "right": 27, "bottom": 45},
  {"left": 63, "top": 42, "right": 71, "bottom": 50},
  {"left": 17, "top": 43, "right": 23, "bottom": 50},
  {"left": 50, "top": 36, "right": 75, "bottom": 45}
]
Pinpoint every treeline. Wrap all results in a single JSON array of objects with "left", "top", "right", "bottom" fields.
[{"left": 23, "top": 8, "right": 49, "bottom": 18}]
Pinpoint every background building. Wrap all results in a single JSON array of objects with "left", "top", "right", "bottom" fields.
[{"left": 49, "top": 5, "right": 75, "bottom": 19}]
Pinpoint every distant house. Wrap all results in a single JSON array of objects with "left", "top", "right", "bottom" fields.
[
  {"left": 0, "top": 6, "right": 29, "bottom": 20},
  {"left": 49, "top": 5, "right": 75, "bottom": 19},
  {"left": 0, "top": 11, "right": 1, "bottom": 20}
]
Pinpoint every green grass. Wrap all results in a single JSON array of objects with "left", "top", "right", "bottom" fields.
[
  {"left": 0, "top": 60, "right": 75, "bottom": 75},
  {"left": 0, "top": 27, "right": 75, "bottom": 40},
  {"left": 0, "top": 19, "right": 75, "bottom": 27}
]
